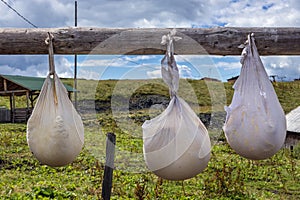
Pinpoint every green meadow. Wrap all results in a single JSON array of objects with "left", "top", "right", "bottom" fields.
[{"left": 0, "top": 79, "right": 299, "bottom": 199}]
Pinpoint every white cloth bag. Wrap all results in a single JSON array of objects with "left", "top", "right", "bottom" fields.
[
  {"left": 223, "top": 34, "right": 286, "bottom": 160},
  {"left": 142, "top": 30, "right": 211, "bottom": 180},
  {"left": 27, "top": 33, "right": 84, "bottom": 167}
]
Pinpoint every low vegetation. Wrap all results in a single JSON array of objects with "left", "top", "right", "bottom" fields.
[
  {"left": 1, "top": 121, "right": 299, "bottom": 199},
  {"left": 0, "top": 79, "right": 300, "bottom": 199}
]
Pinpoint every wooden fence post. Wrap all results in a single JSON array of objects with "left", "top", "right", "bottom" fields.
[{"left": 102, "top": 133, "right": 116, "bottom": 200}]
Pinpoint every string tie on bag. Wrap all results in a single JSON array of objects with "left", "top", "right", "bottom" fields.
[
  {"left": 45, "top": 32, "right": 58, "bottom": 104},
  {"left": 240, "top": 33, "right": 255, "bottom": 65},
  {"left": 161, "top": 29, "right": 182, "bottom": 57},
  {"left": 45, "top": 32, "right": 55, "bottom": 75},
  {"left": 161, "top": 29, "right": 182, "bottom": 98}
]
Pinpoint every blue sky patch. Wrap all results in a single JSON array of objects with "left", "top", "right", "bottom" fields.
[{"left": 262, "top": 3, "right": 275, "bottom": 10}]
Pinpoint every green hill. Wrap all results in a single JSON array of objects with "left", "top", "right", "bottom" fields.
[
  {"left": 1, "top": 78, "right": 299, "bottom": 114},
  {"left": 74, "top": 79, "right": 300, "bottom": 113}
]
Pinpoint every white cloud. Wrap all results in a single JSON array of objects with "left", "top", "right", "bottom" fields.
[
  {"left": 79, "top": 59, "right": 122, "bottom": 68},
  {"left": 123, "top": 55, "right": 157, "bottom": 62},
  {"left": 79, "top": 55, "right": 160, "bottom": 69},
  {"left": 75, "top": 0, "right": 208, "bottom": 28},
  {"left": 174, "top": 55, "right": 198, "bottom": 63},
  {"left": 147, "top": 69, "right": 161, "bottom": 79},
  {"left": 178, "top": 64, "right": 193, "bottom": 78},
  {"left": 146, "top": 64, "right": 194, "bottom": 79},
  {"left": 215, "top": 61, "right": 241, "bottom": 70},
  {"left": 77, "top": 69, "right": 100, "bottom": 80},
  {"left": 53, "top": 56, "right": 74, "bottom": 78},
  {"left": 0, "top": 0, "right": 73, "bottom": 27},
  {"left": 0, "top": 56, "right": 75, "bottom": 78},
  {"left": 261, "top": 56, "right": 300, "bottom": 81},
  {"left": 0, "top": 63, "right": 47, "bottom": 77},
  {"left": 215, "top": 0, "right": 300, "bottom": 27},
  {"left": 133, "top": 17, "right": 192, "bottom": 28},
  {"left": 2, "top": 0, "right": 299, "bottom": 28}
]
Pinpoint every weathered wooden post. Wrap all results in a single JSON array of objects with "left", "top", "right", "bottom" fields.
[{"left": 102, "top": 132, "right": 116, "bottom": 200}]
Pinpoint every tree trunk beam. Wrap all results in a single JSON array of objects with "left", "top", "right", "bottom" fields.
[{"left": 0, "top": 27, "right": 299, "bottom": 55}]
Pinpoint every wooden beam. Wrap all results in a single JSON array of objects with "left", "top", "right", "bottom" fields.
[
  {"left": 26, "top": 91, "right": 30, "bottom": 109},
  {"left": 3, "top": 79, "right": 7, "bottom": 91},
  {"left": 0, "top": 89, "right": 29, "bottom": 94},
  {"left": 0, "top": 27, "right": 300, "bottom": 55}
]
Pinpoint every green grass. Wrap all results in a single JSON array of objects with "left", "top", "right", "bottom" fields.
[
  {"left": 1, "top": 115, "right": 300, "bottom": 199},
  {"left": 0, "top": 124, "right": 104, "bottom": 199},
  {"left": 0, "top": 79, "right": 300, "bottom": 199}
]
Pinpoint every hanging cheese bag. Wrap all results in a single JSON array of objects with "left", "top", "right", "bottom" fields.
[
  {"left": 27, "top": 33, "right": 84, "bottom": 167},
  {"left": 142, "top": 30, "right": 211, "bottom": 180},
  {"left": 223, "top": 34, "right": 286, "bottom": 160}
]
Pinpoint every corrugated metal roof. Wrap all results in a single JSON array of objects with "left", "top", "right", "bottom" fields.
[
  {"left": 0, "top": 74, "right": 75, "bottom": 92},
  {"left": 286, "top": 106, "right": 300, "bottom": 133}
]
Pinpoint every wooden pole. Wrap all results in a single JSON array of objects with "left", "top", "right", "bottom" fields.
[
  {"left": 26, "top": 91, "right": 30, "bottom": 121},
  {"left": 9, "top": 94, "right": 12, "bottom": 122},
  {"left": 0, "top": 27, "right": 300, "bottom": 55},
  {"left": 11, "top": 92, "right": 15, "bottom": 123},
  {"left": 3, "top": 79, "right": 7, "bottom": 91},
  {"left": 102, "top": 133, "right": 116, "bottom": 200}
]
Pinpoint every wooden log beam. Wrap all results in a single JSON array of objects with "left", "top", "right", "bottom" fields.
[
  {"left": 0, "top": 27, "right": 299, "bottom": 55},
  {"left": 0, "top": 89, "right": 29, "bottom": 94}
]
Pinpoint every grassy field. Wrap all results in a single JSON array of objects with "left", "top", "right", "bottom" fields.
[
  {"left": 1, "top": 121, "right": 299, "bottom": 199},
  {"left": 0, "top": 79, "right": 300, "bottom": 199}
]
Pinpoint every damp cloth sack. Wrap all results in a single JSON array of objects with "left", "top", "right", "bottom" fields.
[
  {"left": 223, "top": 34, "right": 286, "bottom": 160},
  {"left": 27, "top": 33, "right": 84, "bottom": 167},
  {"left": 142, "top": 30, "right": 211, "bottom": 180}
]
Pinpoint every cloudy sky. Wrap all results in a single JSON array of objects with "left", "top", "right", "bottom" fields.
[{"left": 0, "top": 0, "right": 300, "bottom": 81}]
